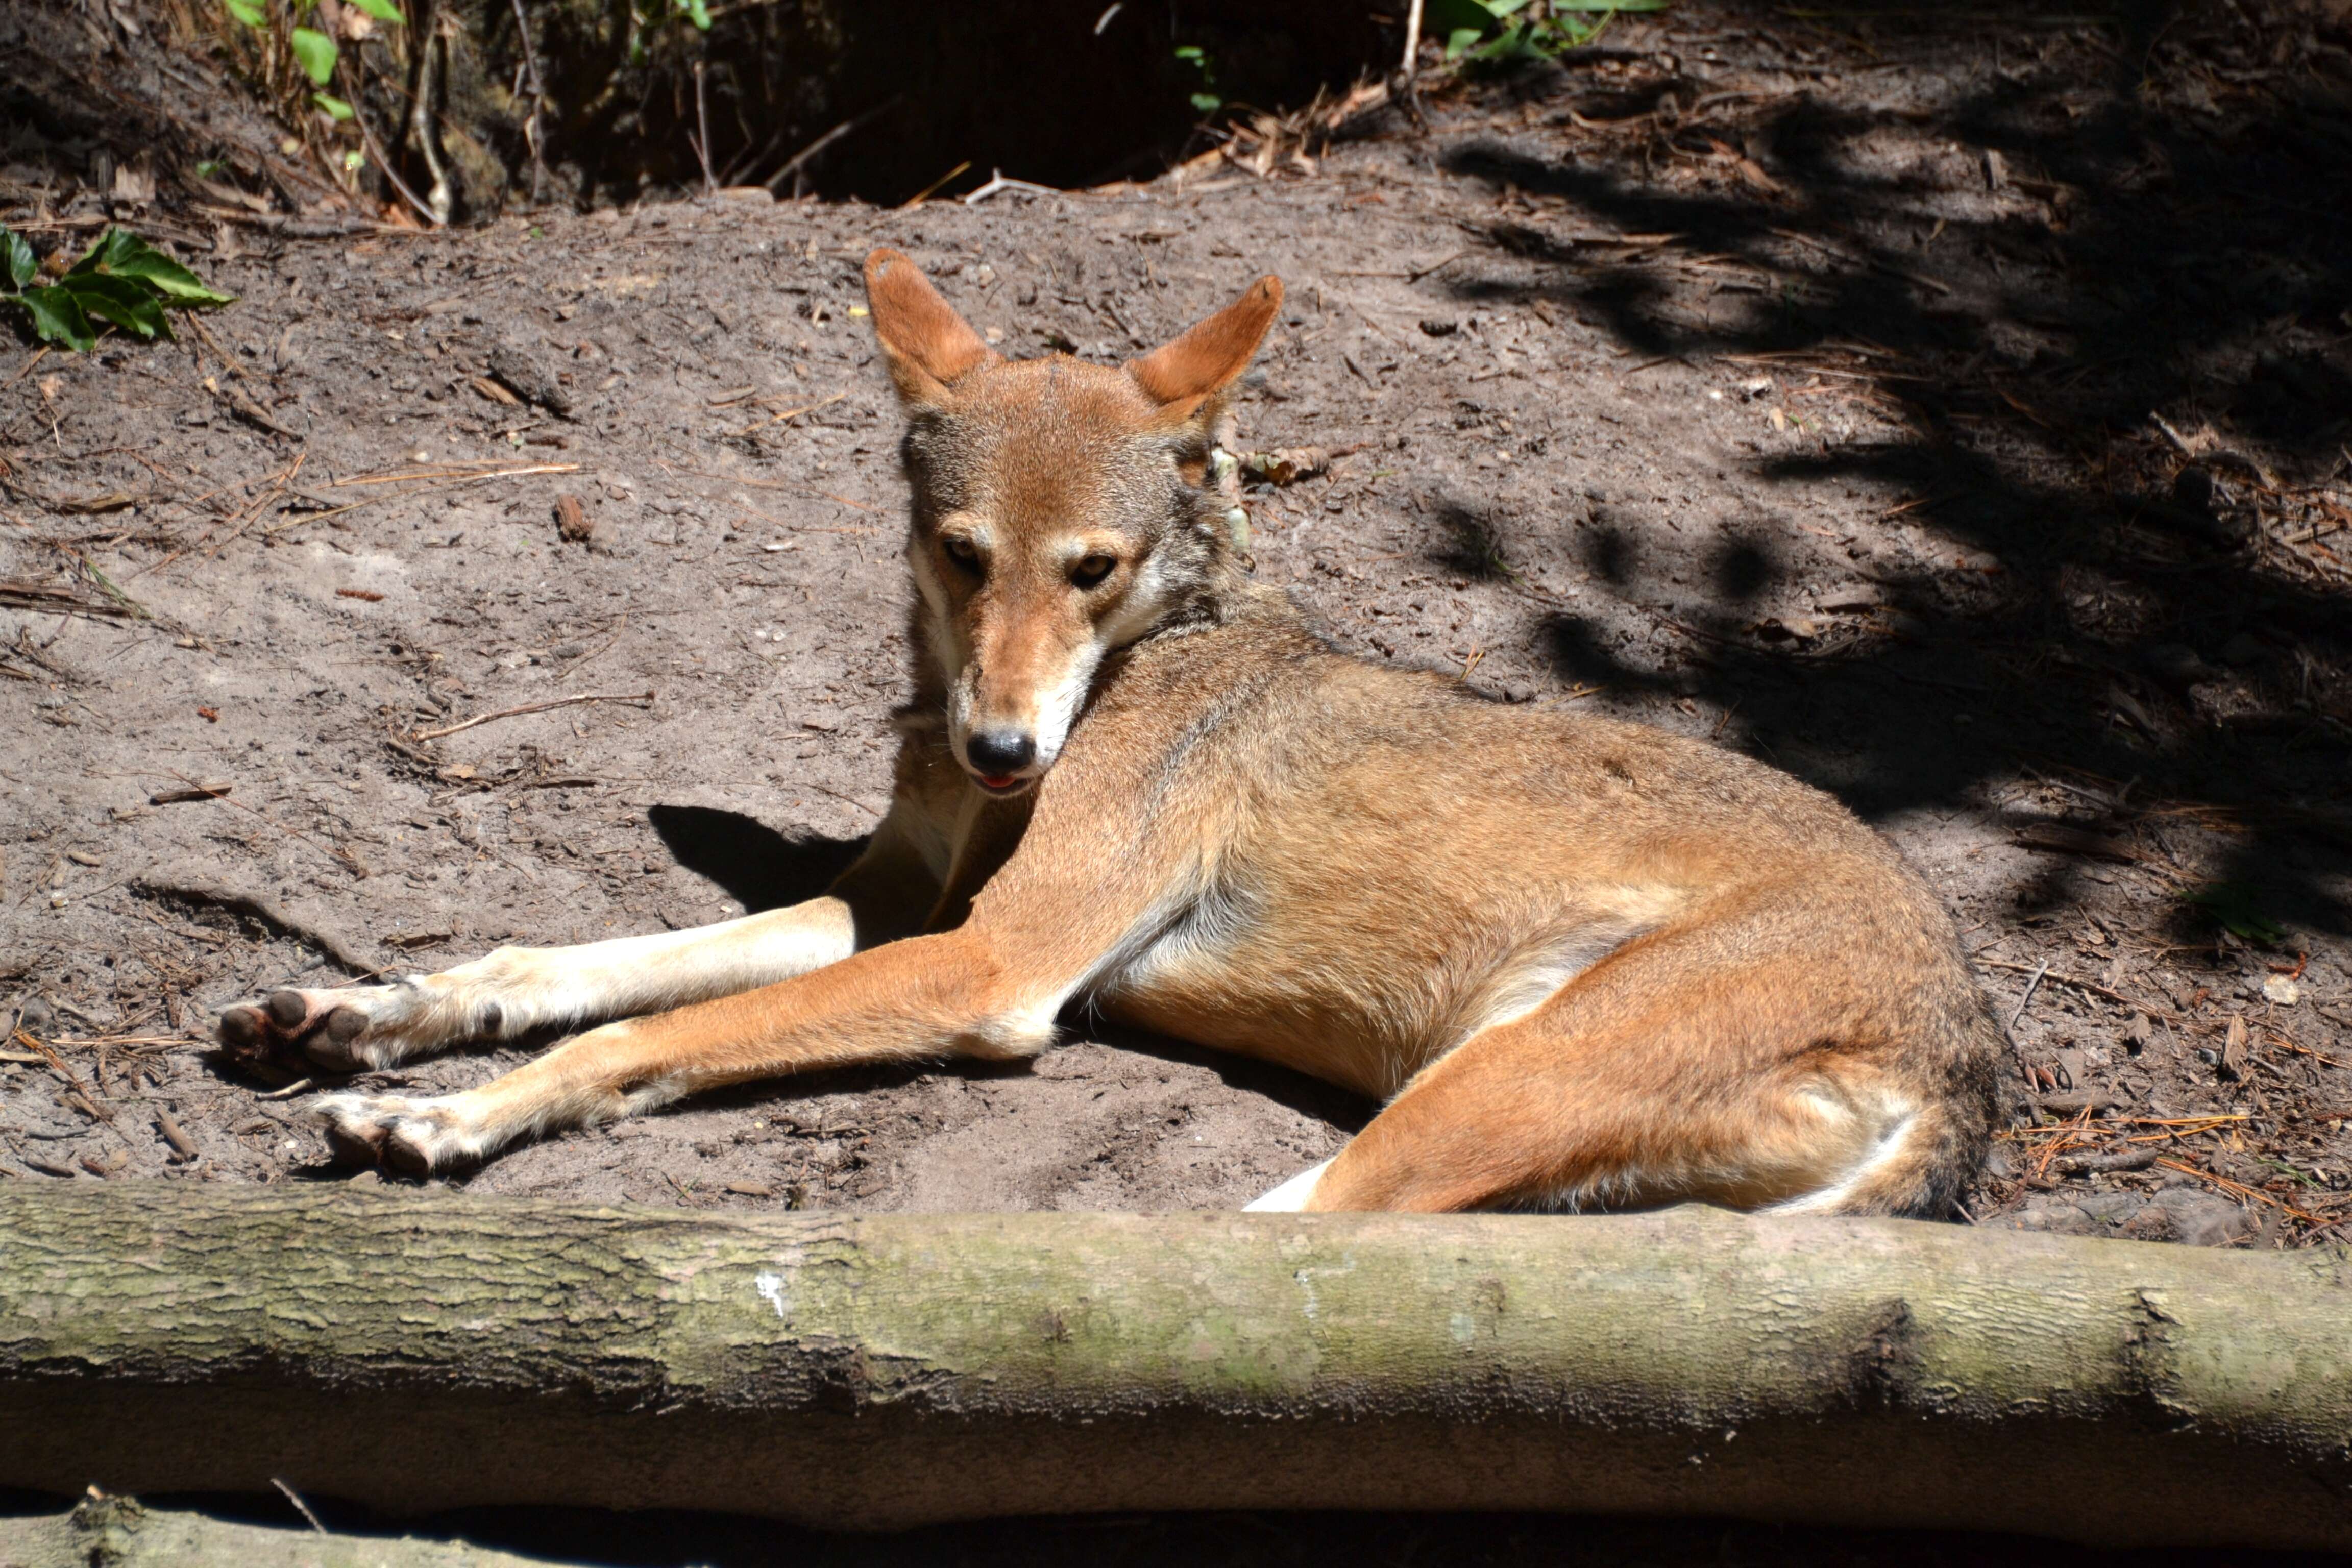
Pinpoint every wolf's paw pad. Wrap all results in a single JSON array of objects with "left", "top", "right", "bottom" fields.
[
  {"left": 217, "top": 984, "right": 424, "bottom": 1073},
  {"left": 314, "top": 1092, "right": 479, "bottom": 1177}
]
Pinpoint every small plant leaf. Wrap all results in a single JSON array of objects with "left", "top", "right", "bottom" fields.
[
  {"left": 2185, "top": 883, "right": 2288, "bottom": 945},
  {"left": 223, "top": 0, "right": 266, "bottom": 27},
  {"left": 346, "top": 0, "right": 406, "bottom": 19},
  {"left": 681, "top": 0, "right": 711, "bottom": 28},
  {"left": 68, "top": 229, "right": 236, "bottom": 306},
  {"left": 1444, "top": 26, "right": 1485, "bottom": 58},
  {"left": 1550, "top": 0, "right": 1671, "bottom": 9},
  {"left": 6, "top": 287, "right": 97, "bottom": 352},
  {"left": 66, "top": 275, "right": 172, "bottom": 340},
  {"left": 314, "top": 91, "right": 355, "bottom": 121},
  {"left": 1, "top": 229, "right": 35, "bottom": 290},
  {"left": 1426, "top": 0, "right": 1501, "bottom": 32},
  {"left": 290, "top": 27, "right": 338, "bottom": 87}
]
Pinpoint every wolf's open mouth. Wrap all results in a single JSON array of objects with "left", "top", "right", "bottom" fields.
[{"left": 975, "top": 773, "right": 1031, "bottom": 796}]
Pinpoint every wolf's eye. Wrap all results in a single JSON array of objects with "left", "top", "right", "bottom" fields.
[
  {"left": 1070, "top": 554, "right": 1117, "bottom": 589},
  {"left": 941, "top": 536, "right": 982, "bottom": 574}
]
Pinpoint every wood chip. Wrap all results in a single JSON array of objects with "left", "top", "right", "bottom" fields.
[
  {"left": 336, "top": 587, "right": 385, "bottom": 602},
  {"left": 471, "top": 375, "right": 523, "bottom": 407},
  {"left": 150, "top": 782, "right": 232, "bottom": 804},
  {"left": 724, "top": 1180, "right": 776, "bottom": 1198},
  {"left": 155, "top": 1106, "right": 199, "bottom": 1162},
  {"left": 2011, "top": 822, "right": 2140, "bottom": 864},
  {"left": 2052, "top": 1146, "right": 2160, "bottom": 1177},
  {"left": 2037, "top": 1091, "right": 2122, "bottom": 1116},
  {"left": 2220, "top": 1015, "right": 2249, "bottom": 1081},
  {"left": 555, "top": 494, "right": 596, "bottom": 544}
]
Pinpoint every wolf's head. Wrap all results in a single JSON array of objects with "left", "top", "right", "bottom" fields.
[{"left": 862, "top": 247, "right": 1281, "bottom": 797}]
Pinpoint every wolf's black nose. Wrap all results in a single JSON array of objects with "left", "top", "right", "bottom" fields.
[{"left": 965, "top": 730, "right": 1036, "bottom": 775}]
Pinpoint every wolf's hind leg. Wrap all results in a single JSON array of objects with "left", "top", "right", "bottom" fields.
[{"left": 1285, "top": 905, "right": 1991, "bottom": 1217}]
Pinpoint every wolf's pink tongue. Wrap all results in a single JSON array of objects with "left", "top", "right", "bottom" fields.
[{"left": 982, "top": 774, "right": 1016, "bottom": 789}]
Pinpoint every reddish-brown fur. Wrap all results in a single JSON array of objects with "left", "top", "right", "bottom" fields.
[{"left": 220, "top": 250, "right": 2001, "bottom": 1215}]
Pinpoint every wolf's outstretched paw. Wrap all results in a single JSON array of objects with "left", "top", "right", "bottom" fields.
[
  {"left": 217, "top": 982, "right": 438, "bottom": 1074},
  {"left": 314, "top": 1092, "right": 485, "bottom": 1176}
]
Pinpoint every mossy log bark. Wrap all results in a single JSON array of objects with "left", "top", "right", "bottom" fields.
[{"left": 1, "top": 1187, "right": 2347, "bottom": 1547}]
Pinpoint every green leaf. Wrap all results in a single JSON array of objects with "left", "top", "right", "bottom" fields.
[
  {"left": 1426, "top": 0, "right": 1501, "bottom": 35},
  {"left": 1485, "top": 0, "right": 1531, "bottom": 16},
  {"left": 67, "top": 229, "right": 236, "bottom": 307},
  {"left": 1443, "top": 26, "right": 1484, "bottom": 58},
  {"left": 1549, "top": 0, "right": 1671, "bottom": 10},
  {"left": 314, "top": 91, "right": 355, "bottom": 121},
  {"left": 290, "top": 27, "right": 338, "bottom": 86},
  {"left": 5, "top": 287, "right": 96, "bottom": 352},
  {"left": 2186, "top": 884, "right": 2287, "bottom": 945},
  {"left": 1, "top": 229, "right": 35, "bottom": 291},
  {"left": 223, "top": 0, "right": 266, "bottom": 27},
  {"left": 344, "top": 149, "right": 366, "bottom": 171},
  {"left": 1189, "top": 92, "right": 1221, "bottom": 112},
  {"left": 680, "top": 0, "right": 710, "bottom": 28},
  {"left": 345, "top": 0, "right": 405, "bottom": 19},
  {"left": 66, "top": 275, "right": 170, "bottom": 341}
]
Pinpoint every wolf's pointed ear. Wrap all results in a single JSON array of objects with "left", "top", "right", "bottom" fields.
[
  {"left": 864, "top": 248, "right": 997, "bottom": 408},
  {"left": 1125, "top": 275, "right": 1283, "bottom": 424}
]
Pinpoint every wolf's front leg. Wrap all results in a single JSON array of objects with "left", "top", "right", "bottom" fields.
[
  {"left": 315, "top": 925, "right": 1058, "bottom": 1173},
  {"left": 217, "top": 898, "right": 859, "bottom": 1074}
]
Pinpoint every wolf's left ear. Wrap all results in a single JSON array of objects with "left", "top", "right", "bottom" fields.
[
  {"left": 864, "top": 247, "right": 998, "bottom": 408},
  {"left": 1125, "top": 276, "right": 1283, "bottom": 425}
]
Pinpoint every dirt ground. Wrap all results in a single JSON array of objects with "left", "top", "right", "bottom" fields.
[{"left": 4, "top": 2, "right": 2351, "bottom": 1252}]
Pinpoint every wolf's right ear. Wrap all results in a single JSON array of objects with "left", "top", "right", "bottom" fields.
[{"left": 863, "top": 248, "right": 997, "bottom": 408}]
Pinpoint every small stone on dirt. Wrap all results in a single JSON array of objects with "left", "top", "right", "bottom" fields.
[{"left": 488, "top": 345, "right": 573, "bottom": 416}]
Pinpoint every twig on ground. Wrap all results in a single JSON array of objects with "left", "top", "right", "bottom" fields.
[
  {"left": 964, "top": 169, "right": 1062, "bottom": 205},
  {"left": 2154, "top": 1157, "right": 2321, "bottom": 1225},
  {"left": 781, "top": 779, "right": 885, "bottom": 818},
  {"left": 162, "top": 769, "right": 365, "bottom": 877},
  {"left": 728, "top": 390, "right": 845, "bottom": 439},
  {"left": 327, "top": 462, "right": 579, "bottom": 489},
  {"left": 13, "top": 1030, "right": 111, "bottom": 1121},
  {"left": 5, "top": 347, "right": 51, "bottom": 389},
  {"left": 1976, "top": 956, "right": 2166, "bottom": 1018},
  {"left": 412, "top": 690, "right": 654, "bottom": 742},
  {"left": 555, "top": 611, "right": 630, "bottom": 683},
  {"left": 2005, "top": 959, "right": 2050, "bottom": 1034}
]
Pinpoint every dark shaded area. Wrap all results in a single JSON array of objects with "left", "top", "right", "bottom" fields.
[
  {"left": 0, "top": 0, "right": 1399, "bottom": 218},
  {"left": 646, "top": 804, "right": 864, "bottom": 914},
  {"left": 5, "top": 1491, "right": 2344, "bottom": 1568},
  {"left": 1429, "top": 0, "right": 2352, "bottom": 933}
]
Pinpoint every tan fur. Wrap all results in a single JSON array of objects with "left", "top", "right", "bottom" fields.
[{"left": 220, "top": 252, "right": 2001, "bottom": 1215}]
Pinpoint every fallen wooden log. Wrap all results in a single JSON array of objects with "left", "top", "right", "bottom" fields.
[{"left": 1, "top": 1187, "right": 2346, "bottom": 1548}]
